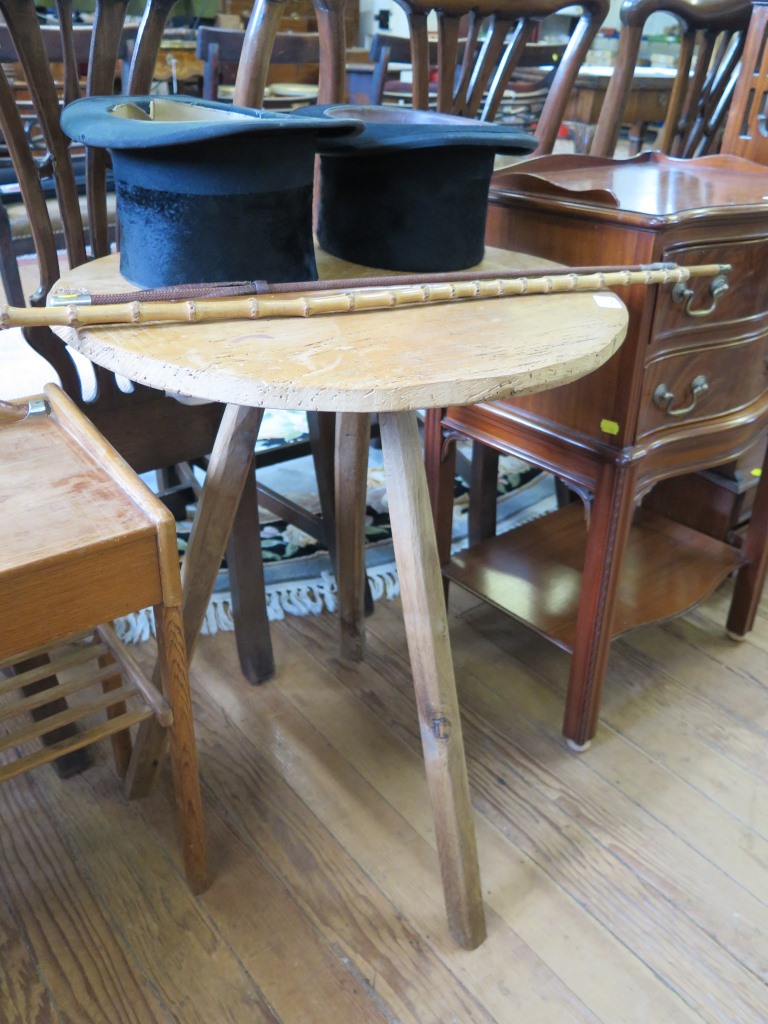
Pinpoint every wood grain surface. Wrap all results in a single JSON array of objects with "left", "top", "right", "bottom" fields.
[
  {"left": 1, "top": 580, "right": 765, "bottom": 1022},
  {"left": 50, "top": 248, "right": 627, "bottom": 412}
]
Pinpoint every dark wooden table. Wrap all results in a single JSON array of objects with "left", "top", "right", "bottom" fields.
[
  {"left": 439, "top": 151, "right": 768, "bottom": 748},
  {"left": 565, "top": 64, "right": 676, "bottom": 152}
]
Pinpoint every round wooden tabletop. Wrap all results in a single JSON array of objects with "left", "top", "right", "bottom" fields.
[{"left": 52, "top": 248, "right": 628, "bottom": 413}]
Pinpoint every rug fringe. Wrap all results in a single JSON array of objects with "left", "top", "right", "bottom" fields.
[
  {"left": 264, "top": 569, "right": 339, "bottom": 620},
  {"left": 115, "top": 476, "right": 556, "bottom": 643},
  {"left": 115, "top": 562, "right": 402, "bottom": 641}
]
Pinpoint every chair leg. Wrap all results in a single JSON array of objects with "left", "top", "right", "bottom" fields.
[
  {"left": 226, "top": 460, "right": 275, "bottom": 684},
  {"left": 181, "top": 404, "right": 265, "bottom": 663},
  {"left": 336, "top": 413, "right": 371, "bottom": 661},
  {"left": 308, "top": 411, "right": 337, "bottom": 561},
  {"left": 468, "top": 441, "right": 500, "bottom": 546},
  {"left": 562, "top": 459, "right": 639, "bottom": 748},
  {"left": 124, "top": 709, "right": 168, "bottom": 800},
  {"left": 154, "top": 601, "right": 209, "bottom": 895},
  {"left": 727, "top": 442, "right": 768, "bottom": 637}
]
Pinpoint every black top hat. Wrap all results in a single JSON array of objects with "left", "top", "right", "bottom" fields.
[
  {"left": 61, "top": 96, "right": 361, "bottom": 288},
  {"left": 294, "top": 104, "right": 538, "bottom": 272}
]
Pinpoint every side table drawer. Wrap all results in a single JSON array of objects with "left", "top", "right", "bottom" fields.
[
  {"left": 650, "top": 238, "right": 768, "bottom": 352},
  {"left": 638, "top": 333, "right": 768, "bottom": 439}
]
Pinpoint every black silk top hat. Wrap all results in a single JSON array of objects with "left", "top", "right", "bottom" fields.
[
  {"left": 61, "top": 96, "right": 361, "bottom": 288},
  {"left": 294, "top": 104, "right": 538, "bottom": 272}
]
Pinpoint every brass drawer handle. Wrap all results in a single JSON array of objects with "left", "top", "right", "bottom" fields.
[
  {"left": 653, "top": 374, "right": 710, "bottom": 416},
  {"left": 672, "top": 273, "right": 729, "bottom": 317}
]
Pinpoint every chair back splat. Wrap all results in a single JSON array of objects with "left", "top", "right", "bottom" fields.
[
  {"left": 589, "top": 0, "right": 752, "bottom": 158},
  {"left": 229, "top": 0, "right": 347, "bottom": 106},
  {"left": 388, "top": 0, "right": 608, "bottom": 151}
]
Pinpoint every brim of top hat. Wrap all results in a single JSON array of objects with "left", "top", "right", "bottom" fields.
[
  {"left": 292, "top": 104, "right": 539, "bottom": 155},
  {"left": 61, "top": 95, "right": 363, "bottom": 150}
]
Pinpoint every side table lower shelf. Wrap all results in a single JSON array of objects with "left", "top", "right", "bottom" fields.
[{"left": 444, "top": 503, "right": 745, "bottom": 650}]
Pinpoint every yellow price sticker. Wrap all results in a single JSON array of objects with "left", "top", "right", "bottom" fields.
[{"left": 600, "top": 419, "right": 620, "bottom": 436}]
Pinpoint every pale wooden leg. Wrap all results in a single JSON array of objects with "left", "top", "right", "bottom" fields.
[
  {"left": 336, "top": 413, "right": 371, "bottom": 661},
  {"left": 226, "top": 463, "right": 275, "bottom": 683},
  {"left": 124, "top": 716, "right": 168, "bottom": 800},
  {"left": 127, "top": 404, "right": 264, "bottom": 799},
  {"left": 154, "top": 601, "right": 209, "bottom": 895},
  {"left": 378, "top": 410, "right": 486, "bottom": 950},
  {"left": 182, "top": 404, "right": 265, "bottom": 661}
]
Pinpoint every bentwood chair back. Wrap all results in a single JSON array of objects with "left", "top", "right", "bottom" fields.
[
  {"left": 358, "top": 31, "right": 567, "bottom": 120},
  {"left": 231, "top": 0, "right": 347, "bottom": 106},
  {"left": 0, "top": 385, "right": 207, "bottom": 893},
  {"left": 387, "top": 0, "right": 609, "bottom": 151},
  {"left": 589, "top": 0, "right": 752, "bottom": 158}
]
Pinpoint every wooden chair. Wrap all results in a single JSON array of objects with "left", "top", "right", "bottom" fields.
[
  {"left": 0, "top": 385, "right": 207, "bottom": 893},
  {"left": 0, "top": 21, "right": 94, "bottom": 308},
  {"left": 227, "top": 0, "right": 346, "bottom": 108},
  {"left": 721, "top": 0, "right": 768, "bottom": 163},
  {"left": 589, "top": 0, "right": 752, "bottom": 158},
  {"left": 357, "top": 32, "right": 447, "bottom": 106},
  {"left": 643, "top": 2, "right": 768, "bottom": 541},
  {"left": 384, "top": 0, "right": 608, "bottom": 150},
  {"left": 0, "top": 0, "right": 349, "bottom": 687},
  {"left": 356, "top": 31, "right": 566, "bottom": 129}
]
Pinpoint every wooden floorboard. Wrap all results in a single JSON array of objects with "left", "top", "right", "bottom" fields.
[
  {"left": 340, "top": 599, "right": 767, "bottom": 1023},
  {"left": 0, "top": 773, "right": 171, "bottom": 1024},
  {"left": 0, "top": 577, "right": 766, "bottom": 1023}
]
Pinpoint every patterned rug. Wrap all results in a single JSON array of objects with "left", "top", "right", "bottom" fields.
[{"left": 120, "top": 410, "right": 555, "bottom": 640}]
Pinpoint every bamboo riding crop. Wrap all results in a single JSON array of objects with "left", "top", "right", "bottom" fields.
[{"left": 0, "top": 262, "right": 731, "bottom": 330}]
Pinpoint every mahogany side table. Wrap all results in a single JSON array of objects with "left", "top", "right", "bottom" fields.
[{"left": 436, "top": 151, "right": 768, "bottom": 749}]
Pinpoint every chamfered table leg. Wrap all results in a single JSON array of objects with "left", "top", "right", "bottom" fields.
[{"left": 378, "top": 409, "right": 486, "bottom": 950}]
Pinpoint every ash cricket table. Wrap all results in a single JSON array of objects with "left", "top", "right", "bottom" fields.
[{"left": 51, "top": 245, "right": 627, "bottom": 949}]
